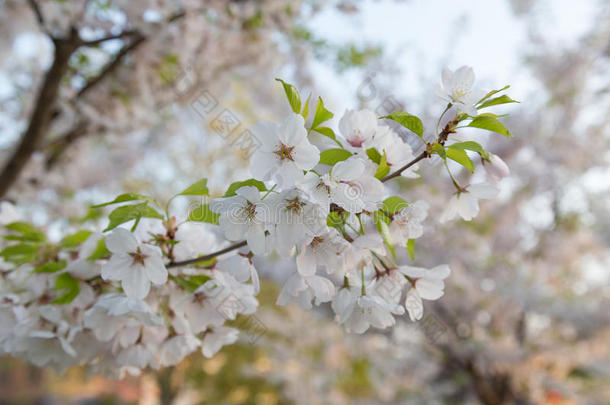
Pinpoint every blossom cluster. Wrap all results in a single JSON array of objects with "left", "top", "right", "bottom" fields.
[{"left": 0, "top": 67, "right": 515, "bottom": 376}]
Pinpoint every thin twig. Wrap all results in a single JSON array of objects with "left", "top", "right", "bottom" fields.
[
  {"left": 167, "top": 241, "right": 248, "bottom": 268},
  {"left": 81, "top": 31, "right": 140, "bottom": 47},
  {"left": 27, "top": 0, "right": 49, "bottom": 35},
  {"left": 381, "top": 151, "right": 428, "bottom": 183},
  {"left": 77, "top": 33, "right": 146, "bottom": 97}
]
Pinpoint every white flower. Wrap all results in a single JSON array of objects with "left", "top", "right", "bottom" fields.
[
  {"left": 84, "top": 294, "right": 162, "bottom": 351},
  {"left": 250, "top": 113, "right": 320, "bottom": 187},
  {"left": 276, "top": 272, "right": 335, "bottom": 310},
  {"left": 266, "top": 188, "right": 327, "bottom": 256},
  {"left": 216, "top": 255, "right": 260, "bottom": 294},
  {"left": 173, "top": 222, "right": 219, "bottom": 262},
  {"left": 300, "top": 156, "right": 385, "bottom": 214},
  {"left": 333, "top": 283, "right": 404, "bottom": 334},
  {"left": 343, "top": 234, "right": 385, "bottom": 276},
  {"left": 296, "top": 228, "right": 350, "bottom": 276},
  {"left": 210, "top": 186, "right": 267, "bottom": 255},
  {"left": 376, "top": 127, "right": 420, "bottom": 178},
  {"left": 436, "top": 66, "right": 481, "bottom": 116},
  {"left": 101, "top": 228, "right": 168, "bottom": 299},
  {"left": 338, "top": 109, "right": 381, "bottom": 151},
  {"left": 202, "top": 326, "right": 239, "bottom": 358},
  {"left": 483, "top": 153, "right": 510, "bottom": 184},
  {"left": 389, "top": 200, "right": 429, "bottom": 245},
  {"left": 157, "top": 334, "right": 200, "bottom": 367},
  {"left": 398, "top": 264, "right": 451, "bottom": 321},
  {"left": 439, "top": 183, "right": 499, "bottom": 223}
]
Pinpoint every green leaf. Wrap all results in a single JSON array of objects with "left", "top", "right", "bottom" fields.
[
  {"left": 275, "top": 78, "right": 301, "bottom": 114},
  {"left": 467, "top": 115, "right": 511, "bottom": 137},
  {"left": 52, "top": 273, "right": 80, "bottom": 304},
  {"left": 476, "top": 85, "right": 510, "bottom": 105},
  {"left": 446, "top": 148, "right": 475, "bottom": 173},
  {"left": 188, "top": 204, "right": 220, "bottom": 225},
  {"left": 448, "top": 141, "right": 489, "bottom": 159},
  {"left": 381, "top": 111, "right": 424, "bottom": 138},
  {"left": 311, "top": 97, "right": 334, "bottom": 129},
  {"left": 61, "top": 230, "right": 93, "bottom": 248},
  {"left": 374, "top": 152, "right": 390, "bottom": 179},
  {"left": 93, "top": 193, "right": 160, "bottom": 208},
  {"left": 170, "top": 274, "right": 212, "bottom": 292},
  {"left": 302, "top": 93, "right": 311, "bottom": 119},
  {"left": 177, "top": 178, "right": 209, "bottom": 197},
  {"left": 104, "top": 203, "right": 163, "bottom": 232},
  {"left": 87, "top": 237, "right": 110, "bottom": 260},
  {"left": 431, "top": 143, "right": 446, "bottom": 159},
  {"left": 477, "top": 94, "right": 519, "bottom": 109},
  {"left": 224, "top": 179, "right": 267, "bottom": 197},
  {"left": 383, "top": 196, "right": 408, "bottom": 214},
  {"left": 5, "top": 222, "right": 45, "bottom": 242},
  {"left": 366, "top": 148, "right": 382, "bottom": 164},
  {"left": 313, "top": 127, "right": 342, "bottom": 147},
  {"left": 0, "top": 243, "right": 39, "bottom": 264},
  {"left": 406, "top": 239, "right": 415, "bottom": 260},
  {"left": 320, "top": 148, "right": 352, "bottom": 166},
  {"left": 34, "top": 260, "right": 67, "bottom": 273}
]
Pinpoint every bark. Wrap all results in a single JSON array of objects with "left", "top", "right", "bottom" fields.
[{"left": 0, "top": 33, "right": 79, "bottom": 197}]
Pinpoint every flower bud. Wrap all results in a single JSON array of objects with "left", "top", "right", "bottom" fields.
[{"left": 484, "top": 153, "right": 510, "bottom": 183}]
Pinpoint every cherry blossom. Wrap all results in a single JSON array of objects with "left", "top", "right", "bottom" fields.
[
  {"left": 250, "top": 113, "right": 320, "bottom": 187},
  {"left": 439, "top": 183, "right": 500, "bottom": 222},
  {"left": 101, "top": 228, "right": 168, "bottom": 299},
  {"left": 210, "top": 186, "right": 268, "bottom": 255},
  {"left": 436, "top": 66, "right": 482, "bottom": 116}
]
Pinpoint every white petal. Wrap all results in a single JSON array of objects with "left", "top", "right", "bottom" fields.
[
  {"left": 251, "top": 120, "right": 281, "bottom": 151},
  {"left": 250, "top": 151, "right": 279, "bottom": 181},
  {"left": 101, "top": 254, "right": 132, "bottom": 281},
  {"left": 296, "top": 247, "right": 317, "bottom": 276},
  {"left": 293, "top": 142, "right": 320, "bottom": 170},
  {"left": 457, "top": 193, "right": 479, "bottom": 221},
  {"left": 279, "top": 113, "right": 307, "bottom": 146},
  {"left": 105, "top": 228, "right": 138, "bottom": 254},
  {"left": 439, "top": 195, "right": 459, "bottom": 223},
  {"left": 246, "top": 222, "right": 266, "bottom": 255},
  {"left": 235, "top": 186, "right": 261, "bottom": 202},
  {"left": 122, "top": 267, "right": 151, "bottom": 299},
  {"left": 332, "top": 157, "right": 365, "bottom": 181},
  {"left": 416, "top": 278, "right": 445, "bottom": 300},
  {"left": 142, "top": 250, "right": 168, "bottom": 286},
  {"left": 405, "top": 289, "right": 423, "bottom": 321},
  {"left": 468, "top": 183, "right": 499, "bottom": 199},
  {"left": 427, "top": 264, "right": 451, "bottom": 280}
]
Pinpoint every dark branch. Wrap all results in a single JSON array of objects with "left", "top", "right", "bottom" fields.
[
  {"left": 27, "top": 0, "right": 48, "bottom": 34},
  {"left": 80, "top": 30, "right": 140, "bottom": 47},
  {"left": 0, "top": 34, "right": 81, "bottom": 197},
  {"left": 77, "top": 33, "right": 146, "bottom": 98},
  {"left": 381, "top": 151, "right": 428, "bottom": 183},
  {"left": 167, "top": 241, "right": 248, "bottom": 268}
]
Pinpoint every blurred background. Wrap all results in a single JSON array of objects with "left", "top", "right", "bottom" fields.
[{"left": 0, "top": 0, "right": 609, "bottom": 404}]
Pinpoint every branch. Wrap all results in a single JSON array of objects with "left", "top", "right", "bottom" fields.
[
  {"left": 77, "top": 33, "right": 146, "bottom": 97},
  {"left": 80, "top": 30, "right": 140, "bottom": 47},
  {"left": 167, "top": 241, "right": 248, "bottom": 268},
  {"left": 381, "top": 118, "right": 459, "bottom": 182},
  {"left": 381, "top": 151, "right": 428, "bottom": 183},
  {"left": 0, "top": 35, "right": 80, "bottom": 197},
  {"left": 44, "top": 120, "right": 89, "bottom": 169},
  {"left": 27, "top": 0, "right": 49, "bottom": 35}
]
